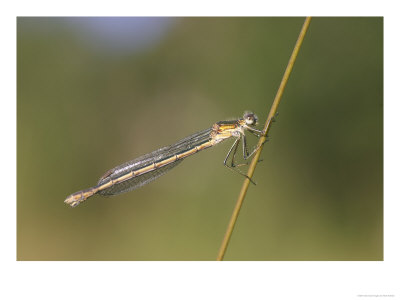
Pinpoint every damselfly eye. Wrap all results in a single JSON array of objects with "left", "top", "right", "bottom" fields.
[{"left": 243, "top": 112, "right": 258, "bottom": 126}]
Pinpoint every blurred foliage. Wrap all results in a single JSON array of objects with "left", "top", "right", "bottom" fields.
[{"left": 17, "top": 17, "right": 382, "bottom": 260}]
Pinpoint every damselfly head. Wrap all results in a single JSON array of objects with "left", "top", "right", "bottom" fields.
[{"left": 243, "top": 111, "right": 258, "bottom": 126}]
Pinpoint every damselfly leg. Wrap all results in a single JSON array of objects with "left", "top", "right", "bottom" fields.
[{"left": 223, "top": 134, "right": 257, "bottom": 185}]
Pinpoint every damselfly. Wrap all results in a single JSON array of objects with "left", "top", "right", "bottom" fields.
[{"left": 65, "top": 111, "right": 270, "bottom": 207}]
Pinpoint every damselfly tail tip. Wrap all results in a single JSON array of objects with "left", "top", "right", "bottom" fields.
[
  {"left": 64, "top": 193, "right": 84, "bottom": 207},
  {"left": 64, "top": 188, "right": 96, "bottom": 207}
]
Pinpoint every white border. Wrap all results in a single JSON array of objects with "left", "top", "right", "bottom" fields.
[{"left": 3, "top": 1, "right": 399, "bottom": 299}]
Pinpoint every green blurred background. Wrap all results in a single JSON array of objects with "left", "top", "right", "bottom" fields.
[{"left": 17, "top": 17, "right": 383, "bottom": 260}]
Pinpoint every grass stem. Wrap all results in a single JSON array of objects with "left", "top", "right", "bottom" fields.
[{"left": 217, "top": 17, "right": 312, "bottom": 261}]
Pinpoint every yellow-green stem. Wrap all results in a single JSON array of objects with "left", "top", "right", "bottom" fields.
[{"left": 217, "top": 17, "right": 312, "bottom": 261}]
